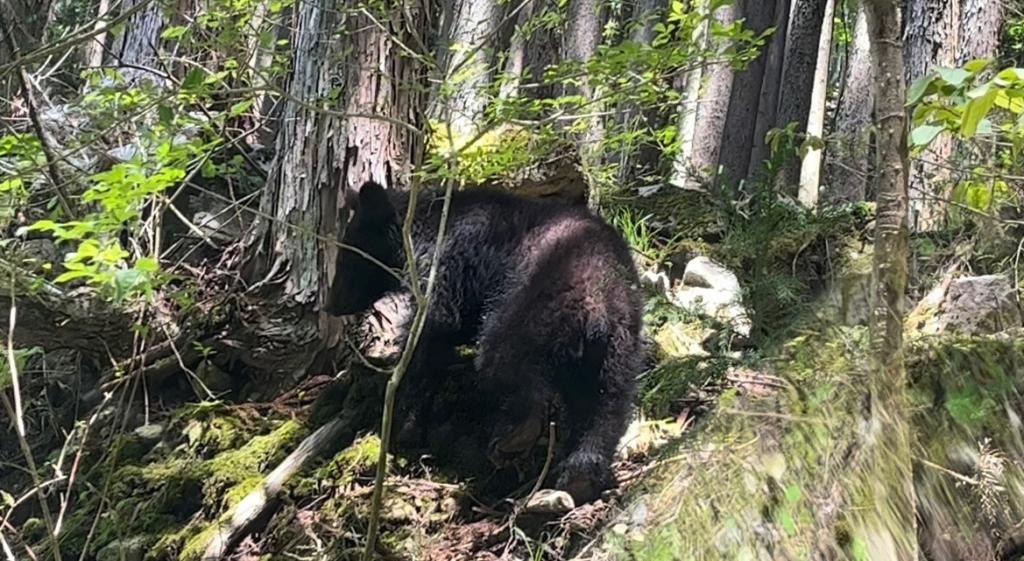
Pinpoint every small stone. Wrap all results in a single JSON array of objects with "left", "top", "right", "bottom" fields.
[
  {"left": 133, "top": 424, "right": 163, "bottom": 443},
  {"left": 524, "top": 489, "right": 575, "bottom": 514}
]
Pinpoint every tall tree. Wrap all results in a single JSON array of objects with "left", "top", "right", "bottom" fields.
[
  {"left": 563, "top": 0, "right": 607, "bottom": 209},
  {"left": 82, "top": 0, "right": 111, "bottom": 70},
  {"left": 442, "top": 0, "right": 503, "bottom": 136},
  {"left": 747, "top": 0, "right": 792, "bottom": 178},
  {"left": 958, "top": 0, "right": 1004, "bottom": 65},
  {"left": 688, "top": 2, "right": 735, "bottom": 177},
  {"left": 825, "top": 0, "right": 874, "bottom": 204},
  {"left": 717, "top": 0, "right": 779, "bottom": 183},
  {"left": 115, "top": 0, "right": 166, "bottom": 73},
  {"left": 796, "top": 0, "right": 835, "bottom": 206},
  {"left": 671, "top": 0, "right": 712, "bottom": 188},
  {"left": 904, "top": 0, "right": 959, "bottom": 229},
  {"left": 242, "top": 0, "right": 429, "bottom": 378},
  {"left": 774, "top": 0, "right": 829, "bottom": 189},
  {"left": 854, "top": 1, "right": 917, "bottom": 559}
]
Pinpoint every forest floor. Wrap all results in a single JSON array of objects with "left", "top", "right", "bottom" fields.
[{"left": 5, "top": 189, "right": 1024, "bottom": 561}]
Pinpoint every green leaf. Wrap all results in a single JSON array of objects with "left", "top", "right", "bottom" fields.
[
  {"left": 228, "top": 99, "right": 254, "bottom": 117},
  {"left": 784, "top": 484, "right": 802, "bottom": 504},
  {"left": 0, "top": 490, "right": 14, "bottom": 507},
  {"left": 961, "top": 88, "right": 998, "bottom": 137},
  {"left": 54, "top": 270, "right": 94, "bottom": 283},
  {"left": 910, "top": 124, "right": 944, "bottom": 147},
  {"left": 936, "top": 67, "right": 971, "bottom": 87},
  {"left": 135, "top": 256, "right": 159, "bottom": 272},
  {"left": 183, "top": 68, "right": 205, "bottom": 90},
  {"left": 962, "top": 58, "right": 990, "bottom": 74},
  {"left": 161, "top": 26, "right": 188, "bottom": 40},
  {"left": 907, "top": 73, "right": 936, "bottom": 106},
  {"left": 158, "top": 104, "right": 174, "bottom": 126}
]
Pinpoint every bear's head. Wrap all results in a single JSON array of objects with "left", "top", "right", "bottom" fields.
[{"left": 324, "top": 181, "right": 402, "bottom": 316}]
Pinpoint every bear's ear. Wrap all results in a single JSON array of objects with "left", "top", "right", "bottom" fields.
[{"left": 352, "top": 181, "right": 395, "bottom": 227}]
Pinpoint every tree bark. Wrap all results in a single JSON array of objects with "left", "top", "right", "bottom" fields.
[
  {"left": 824, "top": 0, "right": 873, "bottom": 204},
  {"left": 689, "top": 2, "right": 735, "bottom": 176},
  {"left": 796, "top": 0, "right": 835, "bottom": 207},
  {"left": 958, "top": 0, "right": 1003, "bottom": 65},
  {"left": 562, "top": 0, "right": 606, "bottom": 210},
  {"left": 498, "top": 0, "right": 538, "bottom": 100},
  {"left": 82, "top": 0, "right": 111, "bottom": 70},
  {"left": 671, "top": 0, "right": 710, "bottom": 188},
  {"left": 115, "top": 0, "right": 166, "bottom": 75},
  {"left": 774, "top": 0, "right": 828, "bottom": 191},
  {"left": 717, "top": 0, "right": 779, "bottom": 185},
  {"left": 747, "top": 0, "right": 792, "bottom": 179},
  {"left": 443, "top": 0, "right": 502, "bottom": 136},
  {"left": 855, "top": 1, "right": 917, "bottom": 559},
  {"left": 904, "top": 0, "right": 959, "bottom": 229},
  {"left": 238, "top": 1, "right": 428, "bottom": 384}
]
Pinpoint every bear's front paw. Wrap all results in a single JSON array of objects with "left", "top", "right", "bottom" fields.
[{"left": 555, "top": 452, "right": 613, "bottom": 505}]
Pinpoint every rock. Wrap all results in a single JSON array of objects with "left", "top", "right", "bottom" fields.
[
  {"left": 133, "top": 424, "right": 163, "bottom": 443},
  {"left": 524, "top": 489, "right": 575, "bottom": 514},
  {"left": 908, "top": 274, "right": 1022, "bottom": 336},
  {"left": 96, "top": 536, "right": 149, "bottom": 561},
  {"left": 670, "top": 257, "right": 752, "bottom": 337},
  {"left": 682, "top": 256, "right": 741, "bottom": 293}
]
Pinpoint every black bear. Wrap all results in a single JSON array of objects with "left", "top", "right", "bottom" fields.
[{"left": 325, "top": 181, "right": 643, "bottom": 503}]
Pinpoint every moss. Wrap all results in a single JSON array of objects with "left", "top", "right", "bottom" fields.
[
  {"left": 596, "top": 324, "right": 867, "bottom": 560},
  {"left": 204, "top": 419, "right": 306, "bottom": 508}
]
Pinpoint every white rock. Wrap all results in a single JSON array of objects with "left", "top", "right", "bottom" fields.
[
  {"left": 669, "top": 257, "right": 752, "bottom": 337},
  {"left": 524, "top": 489, "right": 575, "bottom": 514}
]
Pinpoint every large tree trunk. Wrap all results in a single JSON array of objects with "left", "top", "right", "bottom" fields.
[
  {"left": 904, "top": 0, "right": 959, "bottom": 230},
  {"left": 442, "top": 0, "right": 502, "bottom": 136},
  {"left": 717, "top": 0, "right": 779, "bottom": 185},
  {"left": 796, "top": 0, "right": 835, "bottom": 207},
  {"left": 958, "top": 0, "right": 1004, "bottom": 65},
  {"left": 774, "top": 0, "right": 828, "bottom": 192},
  {"left": 824, "top": 1, "right": 873, "bottom": 204},
  {"left": 240, "top": 0, "right": 428, "bottom": 385},
  {"left": 747, "top": 0, "right": 792, "bottom": 179},
  {"left": 853, "top": 1, "right": 917, "bottom": 559},
  {"left": 689, "top": 3, "right": 735, "bottom": 177},
  {"left": 115, "top": 0, "right": 166, "bottom": 73}
]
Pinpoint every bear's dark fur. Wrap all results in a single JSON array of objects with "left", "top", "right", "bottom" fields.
[{"left": 325, "top": 181, "right": 643, "bottom": 503}]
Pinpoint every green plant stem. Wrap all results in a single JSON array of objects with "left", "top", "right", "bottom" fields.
[{"left": 362, "top": 178, "right": 454, "bottom": 561}]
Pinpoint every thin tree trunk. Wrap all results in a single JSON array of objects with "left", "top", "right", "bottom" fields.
[
  {"left": 825, "top": 0, "right": 873, "bottom": 204},
  {"left": 563, "top": 0, "right": 606, "bottom": 210},
  {"left": 797, "top": 0, "right": 834, "bottom": 207},
  {"left": 443, "top": 0, "right": 502, "bottom": 136},
  {"left": 689, "top": 2, "right": 735, "bottom": 176},
  {"left": 774, "top": 0, "right": 828, "bottom": 192},
  {"left": 83, "top": 0, "right": 111, "bottom": 70},
  {"left": 747, "top": 0, "right": 792, "bottom": 178},
  {"left": 717, "top": 0, "right": 778, "bottom": 185},
  {"left": 498, "top": 0, "right": 537, "bottom": 99},
  {"left": 671, "top": 0, "right": 711, "bottom": 188},
  {"left": 854, "top": 1, "right": 917, "bottom": 559}
]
